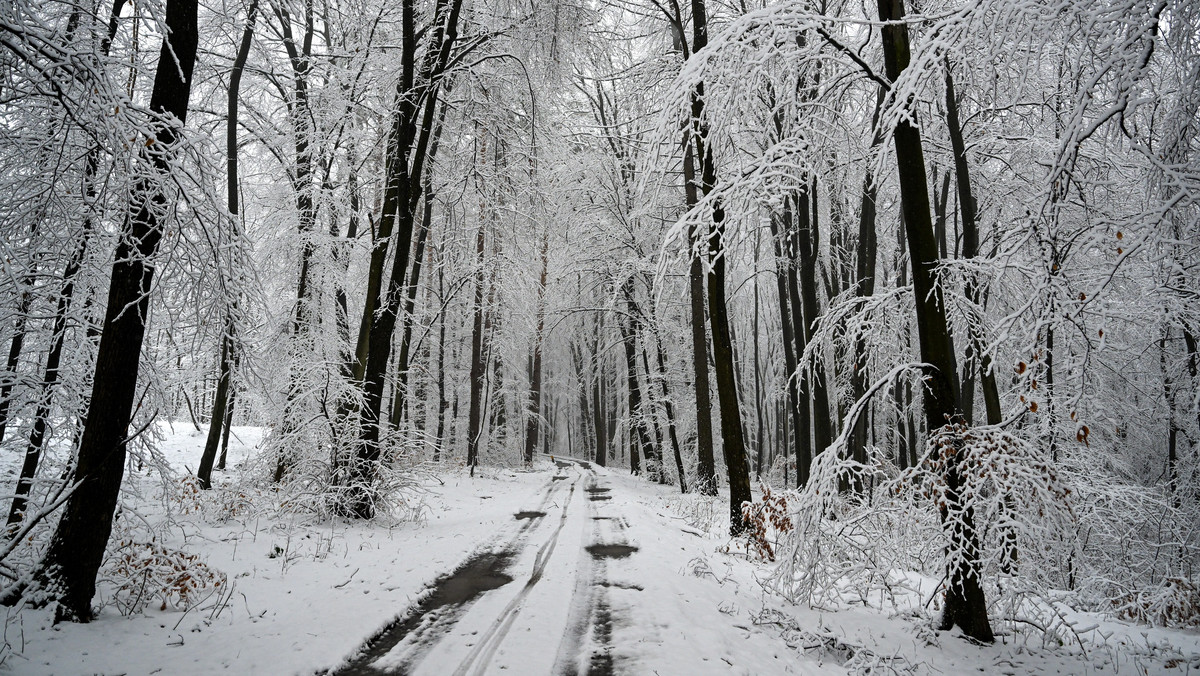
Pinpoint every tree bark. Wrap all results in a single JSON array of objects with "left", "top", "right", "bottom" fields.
[
  {"left": 943, "top": 62, "right": 1001, "bottom": 426},
  {"left": 796, "top": 183, "right": 834, "bottom": 471},
  {"left": 523, "top": 229, "right": 550, "bottom": 465},
  {"left": 466, "top": 213, "right": 488, "bottom": 472},
  {"left": 3, "top": 0, "right": 199, "bottom": 620},
  {"left": 769, "top": 212, "right": 803, "bottom": 486},
  {"left": 685, "top": 0, "right": 753, "bottom": 527},
  {"left": 617, "top": 278, "right": 655, "bottom": 475},
  {"left": 346, "top": 0, "right": 463, "bottom": 513},
  {"left": 848, "top": 94, "right": 884, "bottom": 494},
  {"left": 196, "top": 0, "right": 257, "bottom": 490},
  {"left": 877, "top": 0, "right": 993, "bottom": 642}
]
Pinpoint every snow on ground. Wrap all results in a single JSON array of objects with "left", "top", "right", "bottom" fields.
[{"left": 2, "top": 425, "right": 1199, "bottom": 674}]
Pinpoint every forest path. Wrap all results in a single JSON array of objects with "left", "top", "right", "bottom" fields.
[
  {"left": 328, "top": 456, "right": 793, "bottom": 676},
  {"left": 330, "top": 457, "right": 620, "bottom": 675}
]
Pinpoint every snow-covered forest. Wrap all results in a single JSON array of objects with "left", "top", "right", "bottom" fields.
[{"left": 0, "top": 0, "right": 1198, "bottom": 671}]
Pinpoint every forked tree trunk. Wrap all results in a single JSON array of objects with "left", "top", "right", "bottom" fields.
[
  {"left": 686, "top": 0, "right": 752, "bottom": 528},
  {"left": 345, "top": 0, "right": 463, "bottom": 513},
  {"left": 943, "top": 63, "right": 1002, "bottom": 426},
  {"left": 196, "top": 0, "right": 257, "bottom": 490}
]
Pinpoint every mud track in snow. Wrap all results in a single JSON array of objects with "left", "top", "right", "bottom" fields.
[
  {"left": 329, "top": 457, "right": 643, "bottom": 676},
  {"left": 329, "top": 469, "right": 576, "bottom": 676}
]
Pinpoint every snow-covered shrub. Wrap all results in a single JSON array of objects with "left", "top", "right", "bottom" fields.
[
  {"left": 767, "top": 412, "right": 1200, "bottom": 632},
  {"left": 1112, "top": 578, "right": 1200, "bottom": 628},
  {"left": 101, "top": 539, "right": 226, "bottom": 615},
  {"left": 769, "top": 421, "right": 1073, "bottom": 612}
]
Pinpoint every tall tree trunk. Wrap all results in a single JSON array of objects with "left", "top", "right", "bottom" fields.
[
  {"left": 196, "top": 0, "right": 257, "bottom": 491},
  {"left": 197, "top": 326, "right": 232, "bottom": 488},
  {"left": 3, "top": 0, "right": 199, "bottom": 620},
  {"left": 752, "top": 230, "right": 766, "bottom": 478},
  {"left": 390, "top": 101, "right": 449, "bottom": 431},
  {"left": 433, "top": 231, "right": 448, "bottom": 461},
  {"left": 769, "top": 213, "right": 802, "bottom": 487},
  {"left": 848, "top": 91, "right": 885, "bottom": 494},
  {"left": 944, "top": 62, "right": 1001, "bottom": 427},
  {"left": 591, "top": 319, "right": 608, "bottom": 467},
  {"left": 346, "top": 0, "right": 464, "bottom": 512},
  {"left": 5, "top": 0, "right": 130, "bottom": 530},
  {"left": 877, "top": 0, "right": 993, "bottom": 642},
  {"left": 466, "top": 215, "right": 488, "bottom": 472},
  {"left": 6, "top": 230, "right": 91, "bottom": 531},
  {"left": 617, "top": 279, "right": 655, "bottom": 476},
  {"left": 685, "top": 5, "right": 752, "bottom": 528},
  {"left": 218, "top": 385, "right": 235, "bottom": 470},
  {"left": 682, "top": 141, "right": 718, "bottom": 495},
  {"left": 523, "top": 229, "right": 550, "bottom": 465},
  {"left": 783, "top": 200, "right": 813, "bottom": 487},
  {"left": 388, "top": 195, "right": 433, "bottom": 429},
  {"left": 272, "top": 0, "right": 316, "bottom": 484},
  {"left": 795, "top": 185, "right": 833, "bottom": 468}
]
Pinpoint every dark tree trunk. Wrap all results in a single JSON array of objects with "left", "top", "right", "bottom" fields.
[
  {"left": 706, "top": 208, "right": 754, "bottom": 534},
  {"left": 1185, "top": 328, "right": 1199, "bottom": 435},
  {"left": 389, "top": 195, "right": 433, "bottom": 429},
  {"left": 943, "top": 62, "right": 1001, "bottom": 427},
  {"left": 782, "top": 200, "right": 813, "bottom": 487},
  {"left": 5, "top": 230, "right": 91, "bottom": 531},
  {"left": 466, "top": 217, "right": 488, "bottom": 472},
  {"left": 877, "top": 0, "right": 993, "bottom": 642},
  {"left": 5, "top": 0, "right": 131, "bottom": 531},
  {"left": 346, "top": 0, "right": 463, "bottom": 512},
  {"left": 591, "top": 321, "right": 608, "bottom": 467},
  {"left": 752, "top": 231, "right": 766, "bottom": 478},
  {"left": 848, "top": 92, "right": 885, "bottom": 494},
  {"left": 523, "top": 231, "right": 549, "bottom": 465},
  {"left": 617, "top": 279, "right": 655, "bottom": 476},
  {"left": 433, "top": 233, "right": 448, "bottom": 461},
  {"left": 3, "top": 0, "right": 199, "bottom": 621},
  {"left": 795, "top": 185, "right": 833, "bottom": 468},
  {"left": 271, "top": 0, "right": 316, "bottom": 484},
  {"left": 390, "top": 102, "right": 448, "bottom": 431},
  {"left": 847, "top": 193, "right": 878, "bottom": 487},
  {"left": 685, "top": 18, "right": 752, "bottom": 530},
  {"left": 196, "top": 0, "right": 256, "bottom": 490},
  {"left": 682, "top": 141, "right": 718, "bottom": 495},
  {"left": 769, "top": 213, "right": 803, "bottom": 487},
  {"left": 218, "top": 385, "right": 235, "bottom": 470},
  {"left": 197, "top": 327, "right": 232, "bottom": 489}
]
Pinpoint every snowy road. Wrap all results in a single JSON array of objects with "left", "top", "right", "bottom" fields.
[{"left": 331, "top": 458, "right": 644, "bottom": 676}]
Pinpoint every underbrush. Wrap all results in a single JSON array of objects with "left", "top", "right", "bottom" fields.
[{"left": 758, "top": 421, "right": 1200, "bottom": 655}]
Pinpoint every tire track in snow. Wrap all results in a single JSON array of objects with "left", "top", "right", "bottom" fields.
[
  {"left": 553, "top": 476, "right": 639, "bottom": 676},
  {"left": 327, "top": 471, "right": 576, "bottom": 676},
  {"left": 447, "top": 478, "right": 578, "bottom": 676}
]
